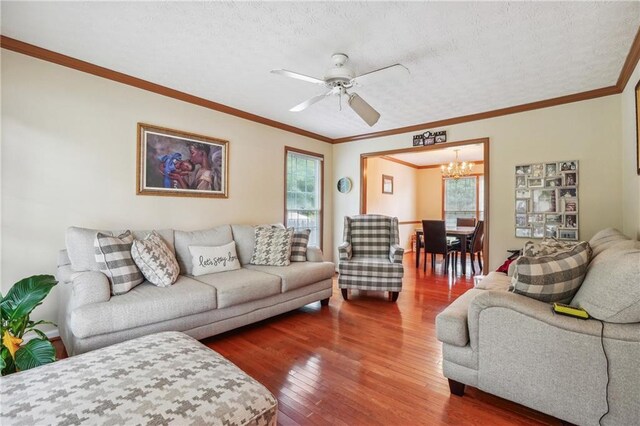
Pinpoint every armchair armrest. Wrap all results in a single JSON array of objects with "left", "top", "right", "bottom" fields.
[
  {"left": 389, "top": 244, "right": 404, "bottom": 263},
  {"left": 306, "top": 246, "right": 324, "bottom": 262},
  {"left": 68, "top": 271, "right": 111, "bottom": 311},
  {"left": 338, "top": 242, "right": 352, "bottom": 261}
]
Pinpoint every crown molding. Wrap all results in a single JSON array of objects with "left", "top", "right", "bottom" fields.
[
  {"left": 0, "top": 36, "right": 333, "bottom": 144},
  {"left": 3, "top": 27, "right": 639, "bottom": 146}
]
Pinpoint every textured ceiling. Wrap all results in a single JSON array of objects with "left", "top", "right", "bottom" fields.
[
  {"left": 2, "top": 2, "right": 639, "bottom": 139},
  {"left": 389, "top": 144, "right": 484, "bottom": 166}
]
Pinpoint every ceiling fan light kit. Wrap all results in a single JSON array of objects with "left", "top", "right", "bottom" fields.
[{"left": 271, "top": 53, "right": 409, "bottom": 127}]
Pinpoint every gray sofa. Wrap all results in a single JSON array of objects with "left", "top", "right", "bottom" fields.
[
  {"left": 435, "top": 228, "right": 640, "bottom": 425},
  {"left": 57, "top": 224, "right": 335, "bottom": 355}
]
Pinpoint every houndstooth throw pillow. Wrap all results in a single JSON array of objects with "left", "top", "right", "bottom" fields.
[
  {"left": 131, "top": 231, "right": 180, "bottom": 287},
  {"left": 95, "top": 230, "right": 144, "bottom": 295},
  {"left": 250, "top": 227, "right": 293, "bottom": 266},
  {"left": 290, "top": 229, "right": 311, "bottom": 262},
  {"left": 510, "top": 241, "right": 591, "bottom": 303}
]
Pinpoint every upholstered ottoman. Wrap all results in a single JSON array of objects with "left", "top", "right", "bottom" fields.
[{"left": 0, "top": 332, "right": 277, "bottom": 426}]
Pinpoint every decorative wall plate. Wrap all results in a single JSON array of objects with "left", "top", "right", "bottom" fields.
[{"left": 337, "top": 177, "right": 352, "bottom": 193}]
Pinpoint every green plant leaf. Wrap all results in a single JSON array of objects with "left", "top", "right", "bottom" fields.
[
  {"left": 27, "top": 329, "right": 50, "bottom": 341},
  {"left": 0, "top": 275, "right": 57, "bottom": 323},
  {"left": 1, "top": 346, "right": 16, "bottom": 376},
  {"left": 15, "top": 339, "right": 55, "bottom": 371}
]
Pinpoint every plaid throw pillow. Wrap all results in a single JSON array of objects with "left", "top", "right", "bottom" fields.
[
  {"left": 95, "top": 230, "right": 144, "bottom": 295},
  {"left": 510, "top": 241, "right": 591, "bottom": 303},
  {"left": 250, "top": 227, "right": 293, "bottom": 266},
  {"left": 290, "top": 229, "right": 311, "bottom": 262}
]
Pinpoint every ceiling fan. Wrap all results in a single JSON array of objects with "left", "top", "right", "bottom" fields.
[{"left": 271, "top": 53, "right": 409, "bottom": 127}]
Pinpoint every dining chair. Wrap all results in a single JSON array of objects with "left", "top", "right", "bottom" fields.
[
  {"left": 456, "top": 217, "right": 477, "bottom": 227},
  {"left": 421, "top": 220, "right": 454, "bottom": 273},
  {"left": 452, "top": 220, "right": 484, "bottom": 274}
]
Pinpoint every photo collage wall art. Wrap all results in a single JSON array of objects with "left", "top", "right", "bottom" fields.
[{"left": 514, "top": 161, "right": 579, "bottom": 240}]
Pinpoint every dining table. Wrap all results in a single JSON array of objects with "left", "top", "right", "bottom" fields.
[{"left": 415, "top": 226, "right": 476, "bottom": 275}]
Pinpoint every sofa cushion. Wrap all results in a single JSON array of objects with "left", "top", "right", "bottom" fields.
[
  {"left": 69, "top": 276, "right": 217, "bottom": 338},
  {"left": 66, "top": 227, "right": 175, "bottom": 271},
  {"left": 290, "top": 229, "right": 311, "bottom": 262},
  {"left": 189, "top": 242, "right": 241, "bottom": 276},
  {"left": 131, "top": 231, "right": 180, "bottom": 287},
  {"left": 246, "top": 261, "right": 335, "bottom": 292},
  {"left": 192, "top": 268, "right": 281, "bottom": 308},
  {"left": 174, "top": 225, "right": 233, "bottom": 275},
  {"left": 250, "top": 227, "right": 293, "bottom": 266},
  {"left": 475, "top": 272, "right": 512, "bottom": 291},
  {"left": 589, "top": 228, "right": 629, "bottom": 259},
  {"left": 571, "top": 241, "right": 640, "bottom": 323},
  {"left": 230, "top": 224, "right": 256, "bottom": 266},
  {"left": 338, "top": 257, "right": 404, "bottom": 278},
  {"left": 95, "top": 231, "right": 144, "bottom": 295},
  {"left": 510, "top": 241, "right": 591, "bottom": 303}
]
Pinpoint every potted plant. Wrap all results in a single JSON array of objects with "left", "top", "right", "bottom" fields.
[{"left": 1, "top": 275, "right": 57, "bottom": 375}]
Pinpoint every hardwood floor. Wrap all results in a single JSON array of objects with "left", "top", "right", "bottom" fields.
[
  {"left": 203, "top": 253, "right": 560, "bottom": 426},
  {"left": 53, "top": 253, "right": 560, "bottom": 425}
]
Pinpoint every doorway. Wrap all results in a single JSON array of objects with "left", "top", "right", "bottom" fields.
[{"left": 360, "top": 137, "right": 490, "bottom": 272}]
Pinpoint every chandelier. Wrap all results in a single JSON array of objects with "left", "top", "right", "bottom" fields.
[{"left": 441, "top": 149, "right": 473, "bottom": 179}]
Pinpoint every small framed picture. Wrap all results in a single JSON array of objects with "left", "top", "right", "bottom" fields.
[
  {"left": 516, "top": 227, "right": 532, "bottom": 238},
  {"left": 434, "top": 131, "right": 447, "bottom": 143},
  {"left": 516, "top": 165, "right": 532, "bottom": 175},
  {"left": 532, "top": 189, "right": 557, "bottom": 213},
  {"left": 533, "top": 225, "right": 545, "bottom": 238},
  {"left": 545, "top": 224, "right": 559, "bottom": 238},
  {"left": 516, "top": 176, "right": 527, "bottom": 188},
  {"left": 382, "top": 175, "right": 394, "bottom": 194},
  {"left": 413, "top": 135, "right": 424, "bottom": 146},
  {"left": 528, "top": 213, "right": 544, "bottom": 223},
  {"left": 546, "top": 214, "right": 563, "bottom": 224},
  {"left": 560, "top": 161, "right": 578, "bottom": 172},
  {"left": 516, "top": 214, "right": 528, "bottom": 227},
  {"left": 545, "top": 177, "right": 563, "bottom": 187},
  {"left": 559, "top": 188, "right": 577, "bottom": 198},
  {"left": 516, "top": 189, "right": 531, "bottom": 199},
  {"left": 527, "top": 177, "right": 544, "bottom": 188},
  {"left": 562, "top": 198, "right": 578, "bottom": 212},
  {"left": 558, "top": 229, "right": 579, "bottom": 241},
  {"left": 565, "top": 214, "right": 578, "bottom": 228},
  {"left": 423, "top": 131, "right": 436, "bottom": 145},
  {"left": 564, "top": 173, "right": 577, "bottom": 187},
  {"left": 531, "top": 164, "right": 544, "bottom": 178},
  {"left": 545, "top": 163, "right": 558, "bottom": 177},
  {"left": 515, "top": 199, "right": 529, "bottom": 213}
]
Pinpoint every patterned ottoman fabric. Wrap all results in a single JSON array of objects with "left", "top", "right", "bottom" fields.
[{"left": 0, "top": 332, "right": 277, "bottom": 426}]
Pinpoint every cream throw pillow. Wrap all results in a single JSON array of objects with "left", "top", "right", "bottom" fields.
[{"left": 189, "top": 242, "right": 241, "bottom": 276}]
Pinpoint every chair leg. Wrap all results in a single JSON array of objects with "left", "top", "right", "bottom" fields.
[
  {"left": 341, "top": 289, "right": 348, "bottom": 300},
  {"left": 389, "top": 291, "right": 399, "bottom": 302},
  {"left": 478, "top": 252, "right": 483, "bottom": 273},
  {"left": 470, "top": 252, "right": 476, "bottom": 275},
  {"left": 423, "top": 252, "right": 427, "bottom": 272}
]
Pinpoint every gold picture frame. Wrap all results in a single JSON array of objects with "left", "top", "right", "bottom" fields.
[{"left": 136, "top": 123, "right": 229, "bottom": 198}]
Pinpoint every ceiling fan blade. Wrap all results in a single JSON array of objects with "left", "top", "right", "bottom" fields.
[
  {"left": 351, "top": 64, "right": 409, "bottom": 86},
  {"left": 289, "top": 90, "right": 333, "bottom": 112},
  {"left": 271, "top": 69, "right": 325, "bottom": 85},
  {"left": 348, "top": 93, "right": 380, "bottom": 126}
]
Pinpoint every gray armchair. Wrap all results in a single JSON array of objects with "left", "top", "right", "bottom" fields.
[{"left": 338, "top": 214, "right": 404, "bottom": 301}]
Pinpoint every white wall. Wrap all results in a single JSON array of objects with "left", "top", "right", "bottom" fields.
[
  {"left": 621, "top": 61, "right": 640, "bottom": 240},
  {"left": 1, "top": 51, "right": 334, "bottom": 329},
  {"left": 365, "top": 157, "right": 417, "bottom": 250},
  {"left": 333, "top": 95, "right": 623, "bottom": 269}
]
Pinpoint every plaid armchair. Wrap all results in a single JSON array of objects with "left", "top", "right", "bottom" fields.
[{"left": 338, "top": 214, "right": 404, "bottom": 302}]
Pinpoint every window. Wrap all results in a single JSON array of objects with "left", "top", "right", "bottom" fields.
[
  {"left": 443, "top": 176, "right": 484, "bottom": 227},
  {"left": 285, "top": 147, "right": 323, "bottom": 248}
]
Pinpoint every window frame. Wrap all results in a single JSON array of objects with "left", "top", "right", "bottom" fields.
[
  {"left": 441, "top": 173, "right": 485, "bottom": 224},
  {"left": 284, "top": 146, "right": 324, "bottom": 250}
]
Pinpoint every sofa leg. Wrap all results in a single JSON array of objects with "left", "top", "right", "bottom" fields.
[
  {"left": 389, "top": 291, "right": 399, "bottom": 302},
  {"left": 341, "top": 289, "right": 348, "bottom": 300},
  {"left": 320, "top": 298, "right": 330, "bottom": 306},
  {"left": 448, "top": 379, "right": 465, "bottom": 396}
]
